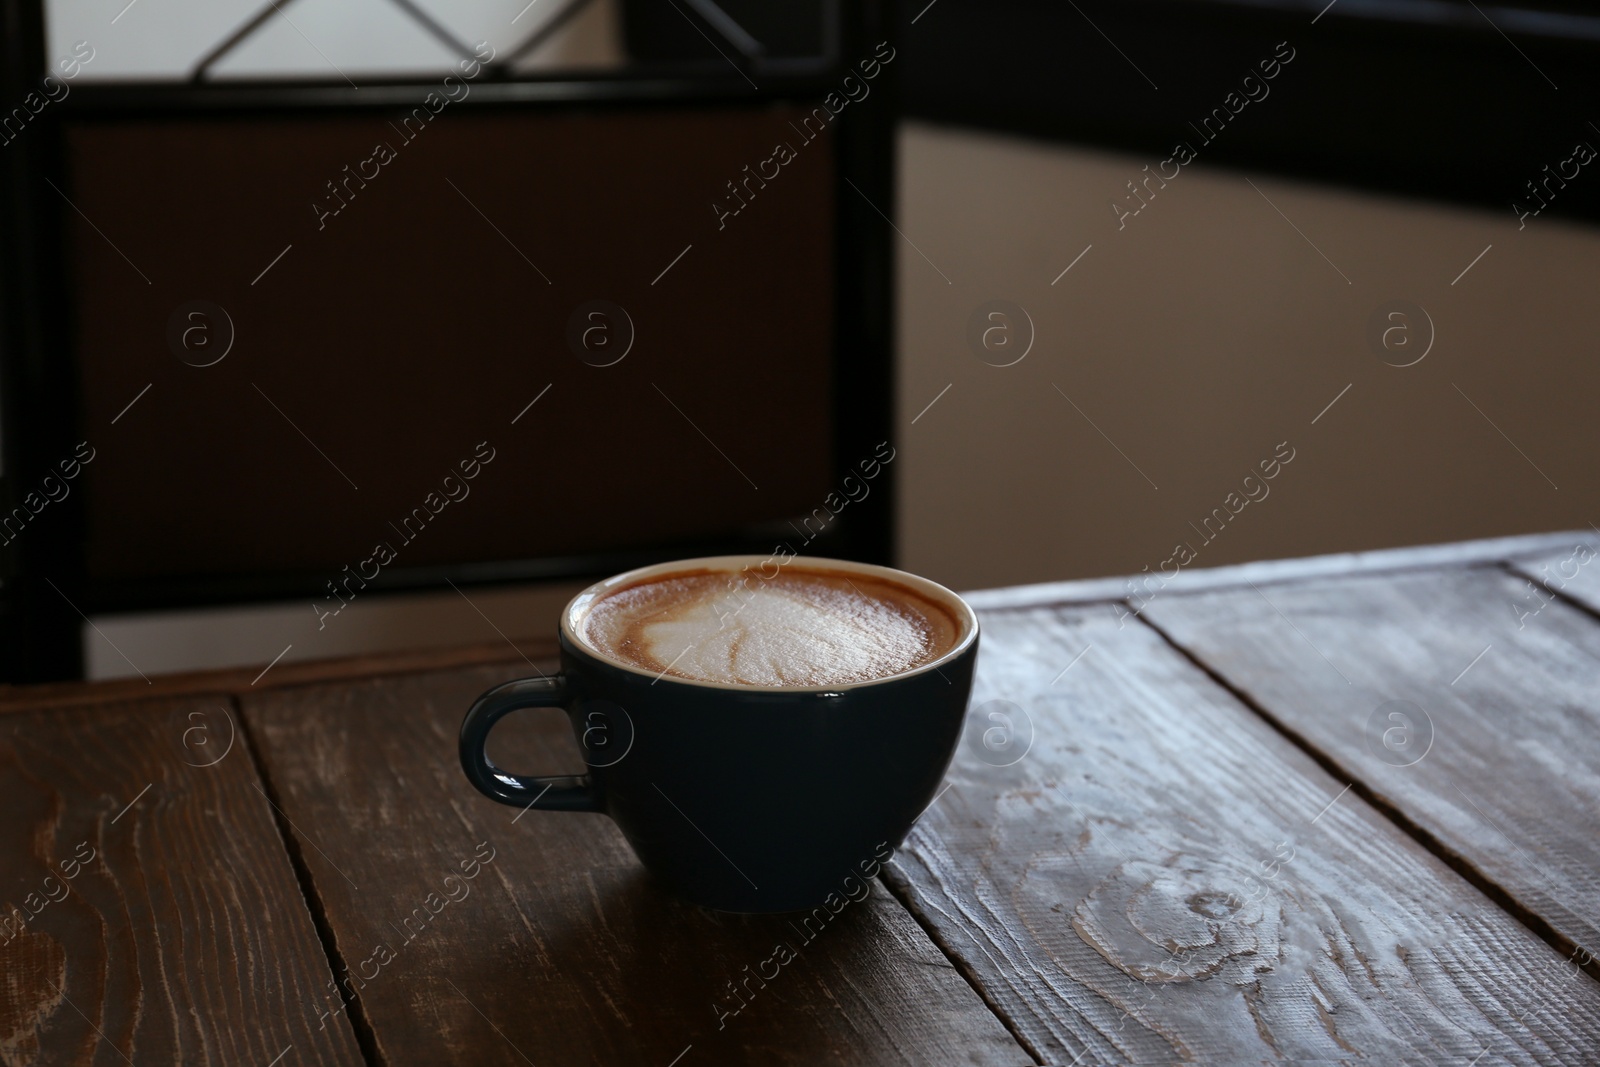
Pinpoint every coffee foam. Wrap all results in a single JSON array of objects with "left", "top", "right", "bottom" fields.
[{"left": 578, "top": 566, "right": 961, "bottom": 687}]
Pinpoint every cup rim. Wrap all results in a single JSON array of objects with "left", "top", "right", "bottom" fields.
[{"left": 561, "top": 554, "right": 979, "bottom": 693}]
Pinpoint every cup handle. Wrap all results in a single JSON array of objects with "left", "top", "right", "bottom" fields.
[{"left": 459, "top": 675, "right": 605, "bottom": 812}]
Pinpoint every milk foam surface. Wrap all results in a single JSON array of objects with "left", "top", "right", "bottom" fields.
[{"left": 579, "top": 568, "right": 960, "bottom": 687}]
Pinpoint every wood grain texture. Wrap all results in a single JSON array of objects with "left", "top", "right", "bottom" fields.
[
  {"left": 240, "top": 663, "right": 1028, "bottom": 1067},
  {"left": 885, "top": 604, "right": 1600, "bottom": 1064},
  {"left": 1510, "top": 536, "right": 1600, "bottom": 620},
  {"left": 0, "top": 639, "right": 546, "bottom": 715},
  {"left": 1143, "top": 566, "right": 1600, "bottom": 969},
  {"left": 0, "top": 696, "right": 364, "bottom": 1066}
]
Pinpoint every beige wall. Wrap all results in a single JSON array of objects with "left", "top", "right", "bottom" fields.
[
  {"left": 894, "top": 121, "right": 1600, "bottom": 593},
  {"left": 87, "top": 121, "right": 1600, "bottom": 678}
]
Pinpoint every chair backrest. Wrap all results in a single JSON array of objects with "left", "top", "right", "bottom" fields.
[{"left": 0, "top": 0, "right": 897, "bottom": 681}]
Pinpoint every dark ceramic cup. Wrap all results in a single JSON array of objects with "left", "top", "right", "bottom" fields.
[{"left": 459, "top": 555, "right": 979, "bottom": 913}]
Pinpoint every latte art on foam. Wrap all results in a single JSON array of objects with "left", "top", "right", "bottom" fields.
[{"left": 580, "top": 568, "right": 960, "bottom": 687}]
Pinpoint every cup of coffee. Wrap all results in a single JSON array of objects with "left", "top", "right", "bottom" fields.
[{"left": 458, "top": 554, "right": 979, "bottom": 912}]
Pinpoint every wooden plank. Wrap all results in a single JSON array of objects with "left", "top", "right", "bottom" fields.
[
  {"left": 962, "top": 528, "right": 1590, "bottom": 612},
  {"left": 1143, "top": 566, "right": 1600, "bottom": 969},
  {"left": 240, "top": 663, "right": 1028, "bottom": 1067},
  {"left": 1509, "top": 534, "right": 1600, "bottom": 620},
  {"left": 8, "top": 530, "right": 1581, "bottom": 715},
  {"left": 885, "top": 604, "right": 1600, "bottom": 1064},
  {"left": 0, "top": 695, "right": 364, "bottom": 1065},
  {"left": 0, "top": 637, "right": 545, "bottom": 715},
  {"left": 11, "top": 530, "right": 1580, "bottom": 716}
]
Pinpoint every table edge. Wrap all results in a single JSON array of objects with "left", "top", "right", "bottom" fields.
[{"left": 960, "top": 528, "right": 1595, "bottom": 612}]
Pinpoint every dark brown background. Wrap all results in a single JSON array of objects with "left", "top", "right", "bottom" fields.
[{"left": 65, "top": 105, "right": 835, "bottom": 582}]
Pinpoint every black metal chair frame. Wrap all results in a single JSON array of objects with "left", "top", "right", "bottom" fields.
[{"left": 0, "top": 0, "right": 897, "bottom": 681}]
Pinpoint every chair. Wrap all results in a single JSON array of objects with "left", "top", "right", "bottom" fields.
[{"left": 0, "top": 0, "right": 896, "bottom": 681}]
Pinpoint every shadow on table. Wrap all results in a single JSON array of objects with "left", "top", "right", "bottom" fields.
[{"left": 423, "top": 860, "right": 897, "bottom": 1066}]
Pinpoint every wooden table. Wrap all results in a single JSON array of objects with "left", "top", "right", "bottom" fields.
[{"left": 3, "top": 531, "right": 1598, "bottom": 1066}]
